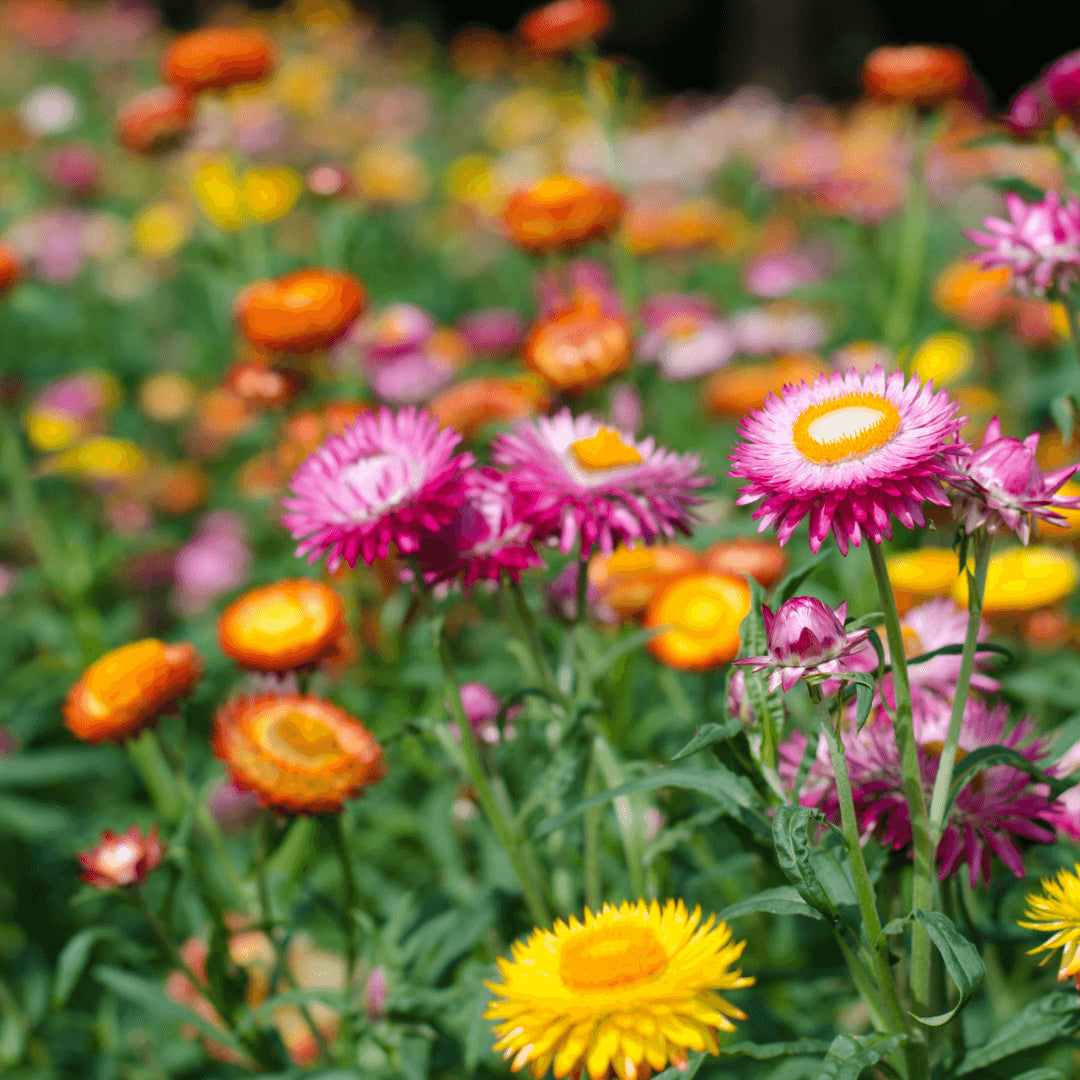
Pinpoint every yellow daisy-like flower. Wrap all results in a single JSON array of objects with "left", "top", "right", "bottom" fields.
[
  {"left": 485, "top": 899, "right": 754, "bottom": 1080},
  {"left": 1019, "top": 863, "right": 1080, "bottom": 982}
]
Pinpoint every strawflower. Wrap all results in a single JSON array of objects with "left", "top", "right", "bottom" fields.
[
  {"left": 967, "top": 192, "right": 1080, "bottom": 298},
  {"left": 485, "top": 899, "right": 753, "bottom": 1080},
  {"left": 79, "top": 825, "right": 163, "bottom": 889},
  {"left": 492, "top": 410, "right": 708, "bottom": 556},
  {"left": 729, "top": 366, "right": 965, "bottom": 555},
  {"left": 1019, "top": 864, "right": 1080, "bottom": 983}
]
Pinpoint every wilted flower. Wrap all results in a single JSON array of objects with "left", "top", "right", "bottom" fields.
[{"left": 79, "top": 825, "right": 163, "bottom": 889}]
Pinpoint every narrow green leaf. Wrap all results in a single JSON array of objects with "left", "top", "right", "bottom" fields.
[
  {"left": 720, "top": 1038, "right": 833, "bottom": 1059},
  {"left": 590, "top": 625, "right": 664, "bottom": 680},
  {"left": 0, "top": 747, "right": 123, "bottom": 788},
  {"left": 1007, "top": 1070, "right": 1068, "bottom": 1080},
  {"left": 650, "top": 1053, "right": 704, "bottom": 1079},
  {"left": 849, "top": 672, "right": 877, "bottom": 732},
  {"left": 955, "top": 993, "right": 1080, "bottom": 1075},
  {"left": 516, "top": 744, "right": 586, "bottom": 824},
  {"left": 53, "top": 928, "right": 114, "bottom": 1007},
  {"left": 0, "top": 794, "right": 70, "bottom": 839},
  {"left": 1051, "top": 393, "right": 1076, "bottom": 444},
  {"left": 671, "top": 720, "right": 742, "bottom": 761},
  {"left": 719, "top": 886, "right": 823, "bottom": 922},
  {"left": 772, "top": 805, "right": 837, "bottom": 920},
  {"left": 945, "top": 746, "right": 1071, "bottom": 821},
  {"left": 814, "top": 1032, "right": 906, "bottom": 1080},
  {"left": 775, "top": 550, "right": 831, "bottom": 605},
  {"left": 989, "top": 176, "right": 1047, "bottom": 202}
]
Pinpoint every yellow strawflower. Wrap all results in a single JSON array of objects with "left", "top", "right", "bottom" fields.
[{"left": 1020, "top": 863, "right": 1080, "bottom": 983}]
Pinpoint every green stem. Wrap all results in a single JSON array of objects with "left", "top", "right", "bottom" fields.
[
  {"left": 583, "top": 753, "right": 603, "bottom": 912},
  {"left": 506, "top": 577, "right": 565, "bottom": 705},
  {"left": 413, "top": 576, "right": 551, "bottom": 925},
  {"left": 589, "top": 731, "right": 649, "bottom": 900},
  {"left": 330, "top": 812, "right": 361, "bottom": 1063},
  {"left": 1061, "top": 290, "right": 1080, "bottom": 379},
  {"left": 866, "top": 540, "right": 932, "bottom": 1075}
]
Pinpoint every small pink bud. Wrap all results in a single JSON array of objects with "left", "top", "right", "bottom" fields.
[{"left": 363, "top": 966, "right": 388, "bottom": 1020}]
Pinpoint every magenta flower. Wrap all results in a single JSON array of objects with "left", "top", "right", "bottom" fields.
[
  {"left": 447, "top": 681, "right": 520, "bottom": 745},
  {"left": 729, "top": 366, "right": 965, "bottom": 556},
  {"left": 456, "top": 308, "right": 525, "bottom": 356},
  {"left": 414, "top": 468, "right": 544, "bottom": 588},
  {"left": 736, "top": 596, "right": 871, "bottom": 692},
  {"left": 492, "top": 410, "right": 708, "bottom": 556},
  {"left": 1044, "top": 50, "right": 1080, "bottom": 116},
  {"left": 967, "top": 192, "right": 1080, "bottom": 297},
  {"left": 1006, "top": 85, "right": 1053, "bottom": 139},
  {"left": 951, "top": 417, "right": 1080, "bottom": 543},
  {"left": 283, "top": 407, "right": 473, "bottom": 571}
]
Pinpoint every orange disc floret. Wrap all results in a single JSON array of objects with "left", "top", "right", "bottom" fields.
[
  {"left": 644, "top": 573, "right": 752, "bottom": 672},
  {"left": 212, "top": 694, "right": 387, "bottom": 814},
  {"left": 860, "top": 45, "right": 971, "bottom": 108},
  {"left": 589, "top": 543, "right": 701, "bottom": 621},
  {"left": 64, "top": 639, "right": 202, "bottom": 743},
  {"left": 162, "top": 27, "right": 275, "bottom": 94},
  {"left": 235, "top": 269, "right": 366, "bottom": 354},
  {"left": 502, "top": 174, "right": 622, "bottom": 254},
  {"left": 517, "top": 0, "right": 612, "bottom": 55},
  {"left": 218, "top": 579, "right": 345, "bottom": 672},
  {"left": 0, "top": 243, "right": 23, "bottom": 295},
  {"left": 523, "top": 301, "right": 631, "bottom": 393},
  {"left": 116, "top": 85, "right": 194, "bottom": 155},
  {"left": 430, "top": 376, "right": 549, "bottom": 438},
  {"left": 702, "top": 537, "right": 788, "bottom": 588}
]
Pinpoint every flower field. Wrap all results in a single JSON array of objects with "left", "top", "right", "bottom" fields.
[{"left": 6, "top": 2, "right": 1080, "bottom": 1078}]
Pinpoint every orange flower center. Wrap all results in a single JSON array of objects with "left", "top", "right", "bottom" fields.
[
  {"left": 792, "top": 391, "right": 901, "bottom": 465},
  {"left": 258, "top": 708, "right": 345, "bottom": 766},
  {"left": 533, "top": 175, "right": 583, "bottom": 204},
  {"left": 901, "top": 625, "right": 924, "bottom": 659},
  {"left": 570, "top": 428, "right": 643, "bottom": 471},
  {"left": 558, "top": 923, "right": 667, "bottom": 990}
]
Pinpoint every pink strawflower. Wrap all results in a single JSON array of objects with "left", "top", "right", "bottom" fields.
[
  {"left": 967, "top": 192, "right": 1080, "bottom": 297},
  {"left": 414, "top": 468, "right": 544, "bottom": 588},
  {"left": 283, "top": 407, "right": 474, "bottom": 571},
  {"left": 729, "top": 366, "right": 965, "bottom": 556},
  {"left": 1046, "top": 740, "right": 1080, "bottom": 841},
  {"left": 1044, "top": 50, "right": 1080, "bottom": 117},
  {"left": 447, "top": 681, "right": 520, "bottom": 745},
  {"left": 1006, "top": 85, "right": 1053, "bottom": 139},
  {"left": 456, "top": 308, "right": 525, "bottom": 356},
  {"left": 736, "top": 596, "right": 871, "bottom": 693},
  {"left": 784, "top": 695, "right": 1058, "bottom": 887},
  {"left": 492, "top": 410, "right": 709, "bottom": 556},
  {"left": 951, "top": 417, "right": 1080, "bottom": 544},
  {"left": 637, "top": 310, "right": 735, "bottom": 380},
  {"left": 78, "top": 824, "right": 164, "bottom": 889}
]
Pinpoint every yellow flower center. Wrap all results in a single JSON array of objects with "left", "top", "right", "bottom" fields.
[
  {"left": 571, "top": 428, "right": 644, "bottom": 472},
  {"left": 792, "top": 391, "right": 902, "bottom": 465},
  {"left": 901, "top": 625, "right": 923, "bottom": 659},
  {"left": 266, "top": 711, "right": 344, "bottom": 764},
  {"left": 558, "top": 923, "right": 667, "bottom": 990},
  {"left": 533, "top": 175, "right": 582, "bottom": 203}
]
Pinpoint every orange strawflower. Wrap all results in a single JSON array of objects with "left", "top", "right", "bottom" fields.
[
  {"left": 274, "top": 400, "right": 368, "bottom": 477},
  {"left": 212, "top": 694, "right": 387, "bottom": 814},
  {"left": 64, "top": 639, "right": 202, "bottom": 744},
  {"left": 589, "top": 543, "right": 701, "bottom": 621},
  {"left": 218, "top": 579, "right": 346, "bottom": 672},
  {"left": 702, "top": 355, "right": 827, "bottom": 418},
  {"left": 702, "top": 537, "right": 788, "bottom": 588},
  {"left": 932, "top": 260, "right": 1013, "bottom": 330},
  {"left": 225, "top": 358, "right": 305, "bottom": 409},
  {"left": 430, "top": 376, "right": 549, "bottom": 438},
  {"left": 502, "top": 175, "right": 622, "bottom": 254},
  {"left": 524, "top": 300, "right": 631, "bottom": 393},
  {"left": 644, "top": 573, "right": 751, "bottom": 671},
  {"left": 517, "top": 0, "right": 612, "bottom": 55},
  {"left": 860, "top": 45, "right": 971, "bottom": 108},
  {"left": 235, "top": 269, "right": 366, "bottom": 354},
  {"left": 0, "top": 243, "right": 22, "bottom": 295},
  {"left": 79, "top": 825, "right": 163, "bottom": 889},
  {"left": 162, "top": 27, "right": 275, "bottom": 94},
  {"left": 116, "top": 85, "right": 193, "bottom": 155}
]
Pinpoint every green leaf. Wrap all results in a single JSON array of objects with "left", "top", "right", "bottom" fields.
[
  {"left": 1007, "top": 1070, "right": 1069, "bottom": 1080},
  {"left": 0, "top": 747, "right": 123, "bottom": 788},
  {"left": 53, "top": 928, "right": 114, "bottom": 1007},
  {"left": 955, "top": 993, "right": 1080, "bottom": 1075},
  {"left": 989, "top": 176, "right": 1047, "bottom": 202},
  {"left": 93, "top": 966, "right": 247, "bottom": 1052},
  {"left": 1051, "top": 393, "right": 1076, "bottom": 444},
  {"left": 671, "top": 720, "right": 742, "bottom": 761},
  {"left": 814, "top": 1032, "right": 906, "bottom": 1080},
  {"left": 720, "top": 1039, "right": 833, "bottom": 1059},
  {"left": 0, "top": 794, "right": 70, "bottom": 840},
  {"left": 849, "top": 672, "right": 877, "bottom": 732},
  {"left": 719, "top": 886, "right": 823, "bottom": 922},
  {"left": 515, "top": 744, "right": 586, "bottom": 825},
  {"left": 651, "top": 1053, "right": 705, "bottom": 1079},
  {"left": 590, "top": 625, "right": 664, "bottom": 680},
  {"left": 945, "top": 746, "right": 1071, "bottom": 821},
  {"left": 772, "top": 805, "right": 837, "bottom": 920},
  {"left": 533, "top": 765, "right": 769, "bottom": 839},
  {"left": 775, "top": 550, "right": 831, "bottom": 605}
]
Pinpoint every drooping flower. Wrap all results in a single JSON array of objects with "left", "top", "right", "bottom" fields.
[
  {"left": 413, "top": 468, "right": 544, "bottom": 588},
  {"left": 729, "top": 366, "right": 965, "bottom": 555},
  {"left": 217, "top": 579, "right": 345, "bottom": 672},
  {"left": 212, "top": 694, "right": 386, "bottom": 814},
  {"left": 485, "top": 899, "right": 753, "bottom": 1080},
  {"left": 736, "top": 596, "right": 871, "bottom": 692},
  {"left": 951, "top": 417, "right": 1080, "bottom": 544},
  {"left": 79, "top": 825, "right": 163, "bottom": 889},
  {"left": 493, "top": 410, "right": 708, "bottom": 556},
  {"left": 283, "top": 407, "right": 474, "bottom": 571},
  {"left": 1019, "top": 864, "right": 1080, "bottom": 984},
  {"left": 644, "top": 573, "right": 751, "bottom": 672},
  {"left": 967, "top": 192, "right": 1080, "bottom": 298},
  {"left": 64, "top": 639, "right": 203, "bottom": 743}
]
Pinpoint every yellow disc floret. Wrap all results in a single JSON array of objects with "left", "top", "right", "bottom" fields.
[
  {"left": 792, "top": 391, "right": 902, "bottom": 465},
  {"left": 570, "top": 428, "right": 644, "bottom": 472}
]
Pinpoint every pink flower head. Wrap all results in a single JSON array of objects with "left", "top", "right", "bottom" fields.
[
  {"left": 1046, "top": 739, "right": 1080, "bottom": 841},
  {"left": 78, "top": 824, "right": 163, "bottom": 889},
  {"left": 414, "top": 467, "right": 544, "bottom": 588},
  {"left": 456, "top": 308, "right": 525, "bottom": 356},
  {"left": 729, "top": 366, "right": 965, "bottom": 556},
  {"left": 951, "top": 417, "right": 1080, "bottom": 544},
  {"left": 447, "top": 681, "right": 520, "bottom": 745},
  {"left": 492, "top": 410, "right": 709, "bottom": 556},
  {"left": 1044, "top": 50, "right": 1080, "bottom": 117},
  {"left": 638, "top": 310, "right": 735, "bottom": 380},
  {"left": 1006, "top": 85, "right": 1053, "bottom": 139},
  {"left": 967, "top": 192, "right": 1080, "bottom": 297},
  {"left": 736, "top": 596, "right": 871, "bottom": 692},
  {"left": 283, "top": 407, "right": 474, "bottom": 571}
]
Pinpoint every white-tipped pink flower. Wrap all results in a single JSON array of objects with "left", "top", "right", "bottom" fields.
[
  {"left": 967, "top": 192, "right": 1080, "bottom": 297},
  {"left": 951, "top": 417, "right": 1080, "bottom": 544},
  {"left": 736, "top": 595, "right": 871, "bottom": 692}
]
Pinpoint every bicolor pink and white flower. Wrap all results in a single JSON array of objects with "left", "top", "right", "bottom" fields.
[
  {"left": 951, "top": 417, "right": 1080, "bottom": 544},
  {"left": 78, "top": 824, "right": 163, "bottom": 889},
  {"left": 283, "top": 407, "right": 473, "bottom": 571},
  {"left": 492, "top": 410, "right": 709, "bottom": 556},
  {"left": 729, "top": 366, "right": 965, "bottom": 555},
  {"left": 967, "top": 192, "right": 1080, "bottom": 297},
  {"left": 736, "top": 596, "right": 871, "bottom": 692}
]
